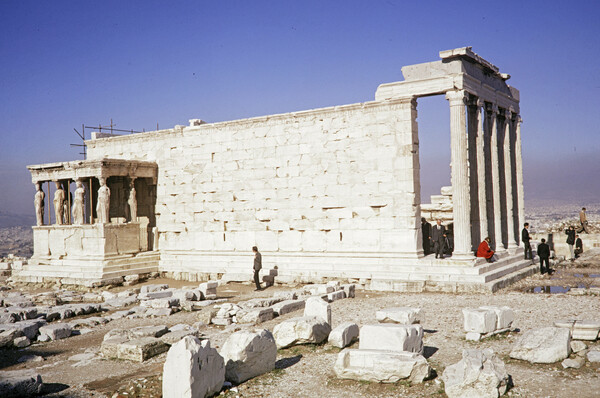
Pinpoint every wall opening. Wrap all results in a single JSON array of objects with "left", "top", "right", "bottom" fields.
[{"left": 417, "top": 95, "right": 451, "bottom": 213}]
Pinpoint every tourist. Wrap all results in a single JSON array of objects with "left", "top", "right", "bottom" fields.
[
  {"left": 431, "top": 219, "right": 446, "bottom": 259},
  {"left": 421, "top": 217, "right": 432, "bottom": 255},
  {"left": 575, "top": 235, "right": 583, "bottom": 258},
  {"left": 565, "top": 226, "right": 576, "bottom": 261},
  {"left": 578, "top": 207, "right": 590, "bottom": 234},
  {"left": 537, "top": 238, "right": 551, "bottom": 275},
  {"left": 476, "top": 237, "right": 496, "bottom": 263},
  {"left": 252, "top": 246, "right": 262, "bottom": 290},
  {"left": 521, "top": 223, "right": 532, "bottom": 260}
]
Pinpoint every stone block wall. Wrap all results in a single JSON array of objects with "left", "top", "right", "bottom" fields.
[{"left": 87, "top": 98, "right": 422, "bottom": 277}]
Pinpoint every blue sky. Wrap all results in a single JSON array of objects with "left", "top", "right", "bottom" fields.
[{"left": 1, "top": 0, "right": 599, "bottom": 217}]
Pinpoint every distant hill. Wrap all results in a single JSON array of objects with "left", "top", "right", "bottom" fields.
[{"left": 0, "top": 211, "right": 35, "bottom": 228}]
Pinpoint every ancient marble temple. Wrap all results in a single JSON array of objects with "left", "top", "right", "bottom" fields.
[{"left": 17, "top": 48, "right": 533, "bottom": 291}]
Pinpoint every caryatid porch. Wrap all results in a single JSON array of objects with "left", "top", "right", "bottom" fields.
[{"left": 21, "top": 159, "right": 159, "bottom": 286}]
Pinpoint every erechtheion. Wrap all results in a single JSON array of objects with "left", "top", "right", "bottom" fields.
[{"left": 17, "top": 47, "right": 535, "bottom": 291}]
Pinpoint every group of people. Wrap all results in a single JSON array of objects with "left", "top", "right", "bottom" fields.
[
  {"left": 565, "top": 226, "right": 584, "bottom": 261},
  {"left": 421, "top": 218, "right": 454, "bottom": 259}
]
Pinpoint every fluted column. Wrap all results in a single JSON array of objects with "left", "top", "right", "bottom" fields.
[
  {"left": 475, "top": 99, "right": 488, "bottom": 241},
  {"left": 515, "top": 115, "right": 525, "bottom": 232},
  {"left": 446, "top": 90, "right": 472, "bottom": 259},
  {"left": 488, "top": 104, "right": 504, "bottom": 251},
  {"left": 503, "top": 110, "right": 518, "bottom": 248}
]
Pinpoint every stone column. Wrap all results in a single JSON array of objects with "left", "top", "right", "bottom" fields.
[
  {"left": 514, "top": 115, "right": 525, "bottom": 232},
  {"left": 53, "top": 181, "right": 65, "bottom": 225},
  {"left": 128, "top": 177, "right": 138, "bottom": 222},
  {"left": 488, "top": 104, "right": 504, "bottom": 251},
  {"left": 475, "top": 99, "right": 488, "bottom": 241},
  {"left": 503, "top": 110, "right": 518, "bottom": 249},
  {"left": 446, "top": 90, "right": 472, "bottom": 259}
]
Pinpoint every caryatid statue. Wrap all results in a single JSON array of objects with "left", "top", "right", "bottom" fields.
[
  {"left": 53, "top": 181, "right": 65, "bottom": 225},
  {"left": 128, "top": 179, "right": 137, "bottom": 222},
  {"left": 72, "top": 179, "right": 85, "bottom": 225},
  {"left": 34, "top": 182, "right": 45, "bottom": 226},
  {"left": 96, "top": 177, "right": 111, "bottom": 224}
]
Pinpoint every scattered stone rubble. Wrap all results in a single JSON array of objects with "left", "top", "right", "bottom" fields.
[{"left": 0, "top": 369, "right": 43, "bottom": 398}]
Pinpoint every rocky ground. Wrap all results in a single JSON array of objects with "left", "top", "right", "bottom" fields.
[{"left": 0, "top": 251, "right": 599, "bottom": 397}]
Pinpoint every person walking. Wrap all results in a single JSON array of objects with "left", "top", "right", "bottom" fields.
[
  {"left": 521, "top": 223, "right": 533, "bottom": 260},
  {"left": 579, "top": 207, "right": 590, "bottom": 234},
  {"left": 575, "top": 235, "right": 583, "bottom": 258},
  {"left": 537, "top": 238, "right": 551, "bottom": 275},
  {"left": 252, "top": 246, "right": 262, "bottom": 290},
  {"left": 431, "top": 219, "right": 446, "bottom": 259},
  {"left": 565, "top": 226, "right": 576, "bottom": 261}
]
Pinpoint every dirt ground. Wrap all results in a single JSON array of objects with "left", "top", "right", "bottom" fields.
[{"left": 2, "top": 251, "right": 600, "bottom": 398}]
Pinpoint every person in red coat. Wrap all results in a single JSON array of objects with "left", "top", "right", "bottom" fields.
[{"left": 476, "top": 237, "right": 496, "bottom": 263}]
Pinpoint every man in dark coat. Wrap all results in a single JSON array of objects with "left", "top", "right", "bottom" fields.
[
  {"left": 537, "top": 238, "right": 551, "bottom": 274},
  {"left": 521, "top": 223, "right": 532, "bottom": 260},
  {"left": 252, "top": 246, "right": 262, "bottom": 290},
  {"left": 575, "top": 235, "right": 583, "bottom": 258},
  {"left": 421, "top": 217, "right": 432, "bottom": 255},
  {"left": 565, "top": 226, "right": 576, "bottom": 261},
  {"left": 431, "top": 219, "right": 446, "bottom": 259}
]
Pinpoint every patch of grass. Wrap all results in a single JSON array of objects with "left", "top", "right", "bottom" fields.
[{"left": 270, "top": 368, "right": 286, "bottom": 377}]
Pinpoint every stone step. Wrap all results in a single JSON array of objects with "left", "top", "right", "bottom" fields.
[
  {"left": 486, "top": 263, "right": 538, "bottom": 292},
  {"left": 483, "top": 259, "right": 536, "bottom": 283}
]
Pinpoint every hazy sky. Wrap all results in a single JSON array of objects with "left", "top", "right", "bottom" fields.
[{"left": 1, "top": 0, "right": 599, "bottom": 217}]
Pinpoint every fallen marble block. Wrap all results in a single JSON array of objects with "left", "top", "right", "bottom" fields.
[
  {"left": 117, "top": 337, "right": 169, "bottom": 362},
  {"left": 334, "top": 349, "right": 430, "bottom": 383},
  {"left": 328, "top": 322, "right": 359, "bottom": 348},
  {"left": 479, "top": 306, "right": 514, "bottom": 330},
  {"left": 0, "top": 329, "right": 22, "bottom": 348},
  {"left": 273, "top": 291, "right": 298, "bottom": 301},
  {"left": 0, "top": 369, "right": 43, "bottom": 397},
  {"left": 150, "top": 298, "right": 180, "bottom": 309},
  {"left": 104, "top": 296, "right": 138, "bottom": 308},
  {"left": 162, "top": 336, "right": 225, "bottom": 398},
  {"left": 510, "top": 327, "right": 571, "bottom": 363},
  {"left": 220, "top": 329, "right": 277, "bottom": 384},
  {"left": 573, "top": 320, "right": 600, "bottom": 341},
  {"left": 341, "top": 284, "right": 356, "bottom": 298},
  {"left": 130, "top": 325, "right": 169, "bottom": 339},
  {"left": 271, "top": 299, "right": 305, "bottom": 316},
  {"left": 359, "top": 324, "right": 423, "bottom": 354},
  {"left": 376, "top": 307, "right": 421, "bottom": 325},
  {"left": 463, "top": 308, "right": 497, "bottom": 334},
  {"left": 39, "top": 323, "right": 72, "bottom": 340},
  {"left": 145, "top": 308, "right": 174, "bottom": 317},
  {"left": 304, "top": 284, "right": 334, "bottom": 295},
  {"left": 442, "top": 349, "right": 510, "bottom": 398},
  {"left": 160, "top": 329, "right": 199, "bottom": 346},
  {"left": 304, "top": 297, "right": 331, "bottom": 326},
  {"left": 140, "top": 284, "right": 169, "bottom": 293},
  {"left": 2, "top": 320, "right": 47, "bottom": 340},
  {"left": 240, "top": 297, "right": 283, "bottom": 309},
  {"left": 236, "top": 308, "right": 274, "bottom": 324},
  {"left": 273, "top": 316, "right": 332, "bottom": 348},
  {"left": 101, "top": 336, "right": 129, "bottom": 359},
  {"left": 139, "top": 290, "right": 174, "bottom": 300},
  {"left": 326, "top": 290, "right": 345, "bottom": 302}
]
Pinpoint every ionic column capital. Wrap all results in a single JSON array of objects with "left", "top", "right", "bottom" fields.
[
  {"left": 445, "top": 90, "right": 468, "bottom": 106},
  {"left": 476, "top": 98, "right": 485, "bottom": 108},
  {"left": 486, "top": 103, "right": 499, "bottom": 114},
  {"left": 504, "top": 109, "right": 513, "bottom": 120}
]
